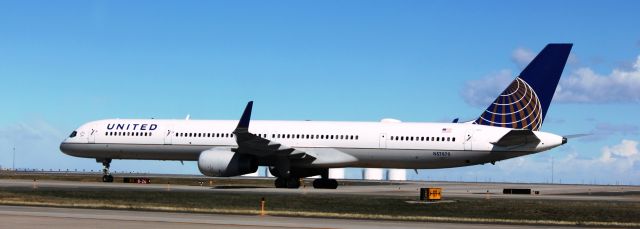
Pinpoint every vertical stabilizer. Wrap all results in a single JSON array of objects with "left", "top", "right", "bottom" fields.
[{"left": 475, "top": 44, "right": 572, "bottom": 131}]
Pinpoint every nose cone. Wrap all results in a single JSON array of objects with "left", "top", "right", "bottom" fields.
[
  {"left": 562, "top": 137, "right": 568, "bottom": 145},
  {"left": 59, "top": 140, "right": 71, "bottom": 155}
]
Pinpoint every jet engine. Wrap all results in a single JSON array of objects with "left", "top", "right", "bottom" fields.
[{"left": 197, "top": 148, "right": 257, "bottom": 177}]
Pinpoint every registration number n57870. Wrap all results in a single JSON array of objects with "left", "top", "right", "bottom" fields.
[{"left": 433, "top": 151, "right": 451, "bottom": 157}]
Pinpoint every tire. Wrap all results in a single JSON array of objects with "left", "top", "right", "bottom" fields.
[
  {"left": 313, "top": 179, "right": 338, "bottom": 189},
  {"left": 274, "top": 177, "right": 287, "bottom": 188},
  {"left": 312, "top": 179, "right": 323, "bottom": 188},
  {"left": 286, "top": 177, "right": 300, "bottom": 189},
  {"left": 327, "top": 179, "right": 338, "bottom": 189},
  {"left": 102, "top": 175, "right": 114, "bottom": 183}
]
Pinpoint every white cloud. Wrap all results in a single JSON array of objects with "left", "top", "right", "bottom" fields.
[
  {"left": 511, "top": 47, "right": 535, "bottom": 68},
  {"left": 462, "top": 47, "right": 640, "bottom": 105},
  {"left": 460, "top": 69, "right": 513, "bottom": 107},
  {"left": 554, "top": 56, "right": 640, "bottom": 103},
  {"left": 600, "top": 139, "right": 639, "bottom": 162}
]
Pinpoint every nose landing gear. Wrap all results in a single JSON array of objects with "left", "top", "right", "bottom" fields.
[{"left": 98, "top": 159, "right": 114, "bottom": 182}]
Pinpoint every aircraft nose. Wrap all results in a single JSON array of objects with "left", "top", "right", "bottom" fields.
[
  {"left": 59, "top": 141, "right": 69, "bottom": 153},
  {"left": 562, "top": 137, "right": 568, "bottom": 145}
]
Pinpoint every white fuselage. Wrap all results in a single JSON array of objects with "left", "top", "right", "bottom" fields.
[{"left": 60, "top": 119, "right": 564, "bottom": 169}]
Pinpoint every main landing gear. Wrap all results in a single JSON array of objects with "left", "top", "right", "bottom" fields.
[
  {"left": 274, "top": 177, "right": 301, "bottom": 189},
  {"left": 273, "top": 169, "right": 339, "bottom": 189},
  {"left": 312, "top": 168, "right": 338, "bottom": 189},
  {"left": 99, "top": 159, "right": 114, "bottom": 182}
]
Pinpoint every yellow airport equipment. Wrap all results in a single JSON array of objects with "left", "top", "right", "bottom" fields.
[{"left": 420, "top": 187, "right": 442, "bottom": 201}]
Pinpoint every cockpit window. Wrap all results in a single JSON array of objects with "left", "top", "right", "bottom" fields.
[{"left": 69, "top": 131, "right": 78, "bottom": 138}]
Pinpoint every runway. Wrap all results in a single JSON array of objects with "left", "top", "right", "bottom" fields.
[
  {"left": 0, "top": 205, "right": 577, "bottom": 229},
  {"left": 1, "top": 178, "right": 638, "bottom": 202}
]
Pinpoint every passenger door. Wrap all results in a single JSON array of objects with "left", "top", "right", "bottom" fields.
[
  {"left": 379, "top": 133, "right": 387, "bottom": 149},
  {"left": 164, "top": 127, "right": 173, "bottom": 145},
  {"left": 463, "top": 128, "right": 473, "bottom": 151},
  {"left": 88, "top": 129, "right": 96, "bottom": 144}
]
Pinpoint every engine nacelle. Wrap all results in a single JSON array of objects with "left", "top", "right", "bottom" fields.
[{"left": 198, "top": 148, "right": 257, "bottom": 177}]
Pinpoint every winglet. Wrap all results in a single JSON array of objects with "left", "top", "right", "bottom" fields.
[{"left": 236, "top": 101, "right": 253, "bottom": 130}]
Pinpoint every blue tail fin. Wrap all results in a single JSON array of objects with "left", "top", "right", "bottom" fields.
[{"left": 475, "top": 43, "right": 572, "bottom": 131}]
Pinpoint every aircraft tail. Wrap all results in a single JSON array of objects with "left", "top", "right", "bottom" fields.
[{"left": 474, "top": 43, "right": 572, "bottom": 131}]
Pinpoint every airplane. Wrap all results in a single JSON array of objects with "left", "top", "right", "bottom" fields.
[{"left": 60, "top": 43, "right": 573, "bottom": 189}]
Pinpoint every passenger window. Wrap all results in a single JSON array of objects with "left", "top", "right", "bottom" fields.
[
  {"left": 447, "top": 137, "right": 450, "bottom": 141},
  {"left": 453, "top": 137, "right": 456, "bottom": 142},
  {"left": 356, "top": 135, "right": 358, "bottom": 140},
  {"left": 149, "top": 132, "right": 152, "bottom": 136}
]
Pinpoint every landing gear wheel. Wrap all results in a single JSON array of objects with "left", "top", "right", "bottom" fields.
[
  {"left": 274, "top": 177, "right": 300, "bottom": 189},
  {"left": 286, "top": 177, "right": 300, "bottom": 189},
  {"left": 274, "top": 177, "right": 287, "bottom": 188},
  {"left": 102, "top": 175, "right": 114, "bottom": 183},
  {"left": 313, "top": 179, "right": 338, "bottom": 189}
]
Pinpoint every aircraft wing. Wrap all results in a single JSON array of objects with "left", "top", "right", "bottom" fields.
[
  {"left": 491, "top": 129, "right": 541, "bottom": 147},
  {"left": 231, "top": 101, "right": 315, "bottom": 161}
]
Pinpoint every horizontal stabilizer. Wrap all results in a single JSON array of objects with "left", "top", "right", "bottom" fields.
[{"left": 492, "top": 129, "right": 540, "bottom": 147}]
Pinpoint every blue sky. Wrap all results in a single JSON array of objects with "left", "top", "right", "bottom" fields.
[{"left": 1, "top": 1, "right": 639, "bottom": 185}]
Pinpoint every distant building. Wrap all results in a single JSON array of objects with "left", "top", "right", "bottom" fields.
[
  {"left": 329, "top": 168, "right": 345, "bottom": 179},
  {"left": 387, "top": 169, "right": 407, "bottom": 181},
  {"left": 364, "top": 168, "right": 384, "bottom": 180}
]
